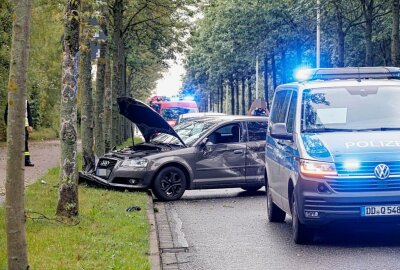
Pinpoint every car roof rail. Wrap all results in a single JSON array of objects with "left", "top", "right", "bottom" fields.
[{"left": 297, "top": 67, "right": 400, "bottom": 81}]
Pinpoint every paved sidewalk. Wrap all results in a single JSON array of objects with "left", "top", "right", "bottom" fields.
[{"left": 154, "top": 201, "right": 190, "bottom": 270}]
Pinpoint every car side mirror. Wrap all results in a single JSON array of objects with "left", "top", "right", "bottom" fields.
[
  {"left": 270, "top": 123, "right": 293, "bottom": 141},
  {"left": 204, "top": 141, "right": 214, "bottom": 153}
]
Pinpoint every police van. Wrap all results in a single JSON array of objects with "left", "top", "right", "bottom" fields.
[{"left": 265, "top": 67, "right": 400, "bottom": 244}]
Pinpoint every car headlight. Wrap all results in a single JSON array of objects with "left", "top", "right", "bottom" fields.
[
  {"left": 121, "top": 158, "right": 149, "bottom": 168},
  {"left": 299, "top": 159, "right": 337, "bottom": 177}
]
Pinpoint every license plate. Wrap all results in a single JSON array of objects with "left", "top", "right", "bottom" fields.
[
  {"left": 361, "top": 205, "right": 400, "bottom": 216},
  {"left": 96, "top": 168, "right": 108, "bottom": 177}
]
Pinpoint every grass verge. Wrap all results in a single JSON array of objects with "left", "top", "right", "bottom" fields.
[
  {"left": 30, "top": 127, "right": 59, "bottom": 141},
  {"left": 0, "top": 167, "right": 150, "bottom": 269}
]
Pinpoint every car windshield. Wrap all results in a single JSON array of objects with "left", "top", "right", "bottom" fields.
[
  {"left": 150, "top": 119, "right": 217, "bottom": 146},
  {"left": 301, "top": 86, "right": 400, "bottom": 132},
  {"left": 161, "top": 107, "right": 194, "bottom": 121}
]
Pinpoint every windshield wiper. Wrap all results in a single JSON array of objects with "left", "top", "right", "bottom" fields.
[{"left": 302, "top": 128, "right": 356, "bottom": 133}]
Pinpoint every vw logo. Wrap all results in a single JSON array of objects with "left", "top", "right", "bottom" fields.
[
  {"left": 100, "top": 160, "right": 110, "bottom": 166},
  {"left": 374, "top": 164, "right": 390, "bottom": 180}
]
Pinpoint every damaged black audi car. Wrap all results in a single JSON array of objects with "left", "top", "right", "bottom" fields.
[{"left": 80, "top": 97, "right": 268, "bottom": 201}]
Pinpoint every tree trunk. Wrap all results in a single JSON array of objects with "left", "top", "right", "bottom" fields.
[
  {"left": 80, "top": 1, "right": 94, "bottom": 171},
  {"left": 361, "top": 0, "right": 374, "bottom": 66},
  {"left": 235, "top": 78, "right": 239, "bottom": 115},
  {"left": 94, "top": 6, "right": 108, "bottom": 157},
  {"left": 271, "top": 52, "right": 277, "bottom": 90},
  {"left": 104, "top": 53, "right": 112, "bottom": 152},
  {"left": 241, "top": 78, "right": 246, "bottom": 115},
  {"left": 263, "top": 54, "right": 269, "bottom": 111},
  {"left": 57, "top": 0, "right": 80, "bottom": 218},
  {"left": 5, "top": 0, "right": 32, "bottom": 268},
  {"left": 392, "top": 0, "right": 400, "bottom": 66},
  {"left": 220, "top": 81, "right": 224, "bottom": 113},
  {"left": 112, "top": 0, "right": 124, "bottom": 147},
  {"left": 247, "top": 76, "right": 252, "bottom": 110},
  {"left": 281, "top": 50, "right": 287, "bottom": 84},
  {"left": 216, "top": 85, "right": 221, "bottom": 112},
  {"left": 229, "top": 79, "right": 234, "bottom": 115},
  {"left": 333, "top": 0, "right": 346, "bottom": 67}
]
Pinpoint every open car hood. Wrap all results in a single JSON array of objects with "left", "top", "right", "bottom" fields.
[{"left": 117, "top": 97, "right": 186, "bottom": 146}]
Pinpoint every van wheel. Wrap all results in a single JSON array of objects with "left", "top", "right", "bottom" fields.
[
  {"left": 152, "top": 166, "right": 186, "bottom": 201},
  {"left": 241, "top": 185, "right": 263, "bottom": 192},
  {"left": 266, "top": 181, "right": 286, "bottom": 222},
  {"left": 291, "top": 193, "right": 314, "bottom": 244}
]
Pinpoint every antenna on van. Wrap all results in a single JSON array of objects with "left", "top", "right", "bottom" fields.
[{"left": 357, "top": 67, "right": 361, "bottom": 82}]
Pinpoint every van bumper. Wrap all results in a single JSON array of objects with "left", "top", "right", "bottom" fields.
[{"left": 296, "top": 177, "right": 400, "bottom": 226}]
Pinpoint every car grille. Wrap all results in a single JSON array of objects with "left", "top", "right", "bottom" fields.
[
  {"left": 327, "top": 161, "right": 400, "bottom": 192},
  {"left": 96, "top": 158, "right": 118, "bottom": 179},
  {"left": 336, "top": 161, "right": 400, "bottom": 176}
]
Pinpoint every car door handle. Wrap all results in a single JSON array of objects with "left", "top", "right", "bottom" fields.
[{"left": 233, "top": 150, "right": 243, "bottom": 154}]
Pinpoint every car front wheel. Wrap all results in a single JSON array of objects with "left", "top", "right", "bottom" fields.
[
  {"left": 291, "top": 192, "right": 314, "bottom": 244},
  {"left": 152, "top": 166, "right": 187, "bottom": 201}
]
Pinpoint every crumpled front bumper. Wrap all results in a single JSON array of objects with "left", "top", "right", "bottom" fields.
[
  {"left": 79, "top": 169, "right": 151, "bottom": 189},
  {"left": 79, "top": 171, "right": 112, "bottom": 187}
]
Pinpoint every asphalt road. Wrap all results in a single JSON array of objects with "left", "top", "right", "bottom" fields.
[{"left": 162, "top": 188, "right": 400, "bottom": 270}]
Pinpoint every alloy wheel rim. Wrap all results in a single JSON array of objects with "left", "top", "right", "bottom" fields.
[{"left": 160, "top": 171, "right": 182, "bottom": 198}]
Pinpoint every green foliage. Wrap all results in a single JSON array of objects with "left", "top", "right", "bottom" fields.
[
  {"left": 29, "top": 0, "right": 64, "bottom": 130},
  {"left": 184, "top": 0, "right": 397, "bottom": 110},
  {"left": 0, "top": 0, "right": 12, "bottom": 141},
  {"left": 0, "top": 165, "right": 150, "bottom": 269}
]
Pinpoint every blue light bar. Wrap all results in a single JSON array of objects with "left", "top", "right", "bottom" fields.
[{"left": 295, "top": 67, "right": 400, "bottom": 82}]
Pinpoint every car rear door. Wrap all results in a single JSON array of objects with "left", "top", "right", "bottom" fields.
[
  {"left": 193, "top": 122, "right": 247, "bottom": 188},
  {"left": 245, "top": 120, "right": 268, "bottom": 184}
]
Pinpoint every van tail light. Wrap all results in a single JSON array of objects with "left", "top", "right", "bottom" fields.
[{"left": 299, "top": 159, "right": 337, "bottom": 177}]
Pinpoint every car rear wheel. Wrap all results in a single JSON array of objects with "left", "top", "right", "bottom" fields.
[
  {"left": 266, "top": 181, "right": 286, "bottom": 222},
  {"left": 152, "top": 166, "right": 187, "bottom": 201},
  {"left": 291, "top": 193, "right": 314, "bottom": 244},
  {"left": 241, "top": 185, "right": 263, "bottom": 192}
]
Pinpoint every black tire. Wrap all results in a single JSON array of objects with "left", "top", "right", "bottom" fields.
[
  {"left": 266, "top": 181, "right": 286, "bottom": 222},
  {"left": 291, "top": 193, "right": 314, "bottom": 244},
  {"left": 152, "top": 166, "right": 187, "bottom": 201},
  {"left": 241, "top": 185, "right": 263, "bottom": 192}
]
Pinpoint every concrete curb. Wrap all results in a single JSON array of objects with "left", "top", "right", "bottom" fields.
[{"left": 147, "top": 191, "right": 161, "bottom": 270}]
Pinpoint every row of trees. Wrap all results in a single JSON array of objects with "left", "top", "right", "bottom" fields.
[
  {"left": 183, "top": 0, "right": 400, "bottom": 114},
  {"left": 4, "top": 0, "right": 195, "bottom": 267}
]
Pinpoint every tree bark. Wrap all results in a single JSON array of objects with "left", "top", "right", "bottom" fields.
[
  {"left": 220, "top": 80, "right": 224, "bottom": 113},
  {"left": 392, "top": 0, "right": 400, "bottom": 66},
  {"left": 235, "top": 78, "right": 239, "bottom": 115},
  {"left": 112, "top": 0, "right": 124, "bottom": 147},
  {"left": 57, "top": 0, "right": 80, "bottom": 218},
  {"left": 104, "top": 54, "right": 112, "bottom": 152},
  {"left": 80, "top": 1, "right": 94, "bottom": 171},
  {"left": 280, "top": 50, "right": 287, "bottom": 84},
  {"left": 229, "top": 78, "right": 234, "bottom": 115},
  {"left": 263, "top": 54, "right": 269, "bottom": 111},
  {"left": 247, "top": 76, "right": 252, "bottom": 110},
  {"left": 241, "top": 77, "right": 246, "bottom": 115},
  {"left": 271, "top": 52, "right": 277, "bottom": 90},
  {"left": 5, "top": 0, "right": 32, "bottom": 268},
  {"left": 361, "top": 0, "right": 374, "bottom": 66},
  {"left": 333, "top": 0, "right": 346, "bottom": 67},
  {"left": 94, "top": 6, "right": 108, "bottom": 157}
]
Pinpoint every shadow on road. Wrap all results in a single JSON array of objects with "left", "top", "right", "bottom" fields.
[{"left": 267, "top": 217, "right": 400, "bottom": 248}]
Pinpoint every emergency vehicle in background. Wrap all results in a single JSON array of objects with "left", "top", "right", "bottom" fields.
[{"left": 148, "top": 95, "right": 199, "bottom": 127}]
